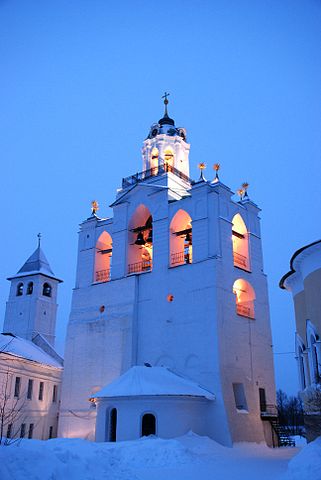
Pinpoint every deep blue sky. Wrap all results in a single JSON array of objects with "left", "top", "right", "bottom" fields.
[{"left": 1, "top": 0, "right": 320, "bottom": 395}]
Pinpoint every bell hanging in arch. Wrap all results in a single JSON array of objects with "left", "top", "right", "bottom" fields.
[{"left": 135, "top": 232, "right": 146, "bottom": 246}]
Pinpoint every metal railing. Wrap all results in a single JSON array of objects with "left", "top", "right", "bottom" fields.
[
  {"left": 233, "top": 252, "right": 248, "bottom": 269},
  {"left": 260, "top": 404, "right": 278, "bottom": 417},
  {"left": 236, "top": 303, "right": 254, "bottom": 319},
  {"left": 128, "top": 260, "right": 152, "bottom": 274},
  {"left": 170, "top": 251, "right": 192, "bottom": 266},
  {"left": 95, "top": 269, "right": 110, "bottom": 282},
  {"left": 122, "top": 163, "right": 192, "bottom": 189}
]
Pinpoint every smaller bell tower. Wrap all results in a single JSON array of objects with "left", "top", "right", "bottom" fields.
[
  {"left": 142, "top": 93, "right": 191, "bottom": 178},
  {"left": 3, "top": 235, "right": 62, "bottom": 346}
]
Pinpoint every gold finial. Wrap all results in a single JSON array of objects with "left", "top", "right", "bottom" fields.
[
  {"left": 213, "top": 163, "right": 220, "bottom": 183},
  {"left": 37, "top": 232, "right": 42, "bottom": 248},
  {"left": 91, "top": 200, "right": 99, "bottom": 215},
  {"left": 162, "top": 91, "right": 170, "bottom": 115},
  {"left": 198, "top": 162, "right": 206, "bottom": 181},
  {"left": 237, "top": 188, "right": 244, "bottom": 199}
]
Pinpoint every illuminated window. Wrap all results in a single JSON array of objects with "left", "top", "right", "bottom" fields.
[
  {"left": 128, "top": 205, "right": 153, "bottom": 274},
  {"left": 232, "top": 214, "right": 250, "bottom": 271},
  {"left": 150, "top": 148, "right": 159, "bottom": 174},
  {"left": 170, "top": 210, "right": 192, "bottom": 267},
  {"left": 43, "top": 283, "right": 52, "bottom": 297},
  {"left": 27, "top": 282, "right": 33, "bottom": 295},
  {"left": 233, "top": 279, "right": 255, "bottom": 319},
  {"left": 16, "top": 283, "right": 23, "bottom": 296},
  {"left": 95, "top": 231, "right": 112, "bottom": 283},
  {"left": 164, "top": 148, "right": 174, "bottom": 170}
]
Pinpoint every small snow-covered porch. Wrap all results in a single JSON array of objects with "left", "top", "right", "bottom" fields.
[{"left": 90, "top": 366, "right": 215, "bottom": 442}]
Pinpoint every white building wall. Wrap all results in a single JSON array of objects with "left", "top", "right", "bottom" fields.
[{"left": 0, "top": 353, "right": 62, "bottom": 440}]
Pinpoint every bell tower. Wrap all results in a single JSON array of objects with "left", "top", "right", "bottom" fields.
[
  {"left": 142, "top": 93, "right": 190, "bottom": 178},
  {"left": 3, "top": 236, "right": 62, "bottom": 346}
]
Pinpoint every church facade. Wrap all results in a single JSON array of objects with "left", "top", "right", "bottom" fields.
[{"left": 59, "top": 99, "right": 277, "bottom": 446}]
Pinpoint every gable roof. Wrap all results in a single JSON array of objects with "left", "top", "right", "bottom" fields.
[
  {"left": 92, "top": 366, "right": 215, "bottom": 400},
  {"left": 8, "top": 246, "right": 62, "bottom": 282},
  {"left": 0, "top": 333, "right": 63, "bottom": 368}
]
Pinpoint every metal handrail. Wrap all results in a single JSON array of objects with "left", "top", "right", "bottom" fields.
[
  {"left": 170, "top": 251, "right": 192, "bottom": 266},
  {"left": 128, "top": 260, "right": 152, "bottom": 274},
  {"left": 95, "top": 269, "right": 110, "bottom": 282},
  {"left": 236, "top": 303, "right": 254, "bottom": 319},
  {"left": 122, "top": 163, "right": 192, "bottom": 188},
  {"left": 233, "top": 252, "right": 248, "bottom": 268}
]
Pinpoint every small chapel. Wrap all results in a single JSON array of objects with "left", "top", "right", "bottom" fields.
[{"left": 58, "top": 96, "right": 277, "bottom": 446}]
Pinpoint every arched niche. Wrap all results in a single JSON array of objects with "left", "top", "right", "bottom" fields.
[
  {"left": 307, "top": 321, "right": 321, "bottom": 383},
  {"left": 128, "top": 205, "right": 153, "bottom": 274},
  {"left": 233, "top": 279, "right": 255, "bottom": 319},
  {"left": 232, "top": 214, "right": 250, "bottom": 271},
  {"left": 169, "top": 209, "right": 192, "bottom": 267},
  {"left": 95, "top": 231, "right": 112, "bottom": 283}
]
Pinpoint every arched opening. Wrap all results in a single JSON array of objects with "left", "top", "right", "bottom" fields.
[
  {"left": 128, "top": 205, "right": 153, "bottom": 274},
  {"left": 106, "top": 407, "right": 117, "bottom": 442},
  {"left": 43, "top": 283, "right": 52, "bottom": 297},
  {"left": 26, "top": 282, "right": 33, "bottom": 295},
  {"left": 141, "top": 413, "right": 156, "bottom": 437},
  {"left": 232, "top": 214, "right": 250, "bottom": 271},
  {"left": 233, "top": 279, "right": 255, "bottom": 319},
  {"left": 16, "top": 283, "right": 23, "bottom": 296},
  {"left": 95, "top": 231, "right": 112, "bottom": 283},
  {"left": 150, "top": 147, "right": 159, "bottom": 174},
  {"left": 170, "top": 210, "right": 192, "bottom": 267},
  {"left": 310, "top": 335, "right": 320, "bottom": 383},
  {"left": 164, "top": 147, "right": 174, "bottom": 171}
]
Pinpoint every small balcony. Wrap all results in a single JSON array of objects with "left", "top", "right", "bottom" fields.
[
  {"left": 95, "top": 269, "right": 110, "bottom": 283},
  {"left": 170, "top": 251, "right": 192, "bottom": 267},
  {"left": 128, "top": 260, "right": 152, "bottom": 275},
  {"left": 233, "top": 252, "right": 248, "bottom": 270},
  {"left": 260, "top": 404, "right": 278, "bottom": 419},
  {"left": 122, "top": 163, "right": 192, "bottom": 189},
  {"left": 236, "top": 303, "right": 254, "bottom": 319}
]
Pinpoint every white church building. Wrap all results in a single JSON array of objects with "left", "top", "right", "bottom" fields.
[
  {"left": 1, "top": 242, "right": 63, "bottom": 441},
  {"left": 59, "top": 98, "right": 277, "bottom": 446}
]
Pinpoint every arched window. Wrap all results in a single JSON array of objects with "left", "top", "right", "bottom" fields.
[
  {"left": 95, "top": 231, "right": 112, "bottom": 283},
  {"left": 150, "top": 147, "right": 159, "bottom": 174},
  {"left": 128, "top": 205, "right": 153, "bottom": 274},
  {"left": 26, "top": 282, "right": 33, "bottom": 295},
  {"left": 307, "top": 322, "right": 321, "bottom": 384},
  {"left": 106, "top": 408, "right": 117, "bottom": 442},
  {"left": 296, "top": 334, "right": 307, "bottom": 390},
  {"left": 232, "top": 214, "right": 250, "bottom": 271},
  {"left": 233, "top": 279, "right": 255, "bottom": 319},
  {"left": 141, "top": 413, "right": 156, "bottom": 437},
  {"left": 43, "top": 283, "right": 52, "bottom": 297},
  {"left": 16, "top": 283, "right": 24, "bottom": 296},
  {"left": 164, "top": 148, "right": 174, "bottom": 171},
  {"left": 170, "top": 210, "right": 192, "bottom": 267}
]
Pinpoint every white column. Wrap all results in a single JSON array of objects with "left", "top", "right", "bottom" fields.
[{"left": 303, "top": 351, "right": 311, "bottom": 387}]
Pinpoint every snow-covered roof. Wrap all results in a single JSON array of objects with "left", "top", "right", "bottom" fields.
[
  {"left": 92, "top": 366, "right": 215, "bottom": 400},
  {"left": 8, "top": 246, "right": 62, "bottom": 282},
  {"left": 0, "top": 334, "right": 63, "bottom": 368}
]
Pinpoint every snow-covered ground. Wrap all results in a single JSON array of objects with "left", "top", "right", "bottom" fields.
[{"left": 0, "top": 432, "right": 316, "bottom": 480}]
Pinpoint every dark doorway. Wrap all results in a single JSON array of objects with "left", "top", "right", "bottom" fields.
[
  {"left": 141, "top": 413, "right": 156, "bottom": 437},
  {"left": 109, "top": 408, "right": 117, "bottom": 442},
  {"left": 259, "top": 388, "right": 267, "bottom": 413}
]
